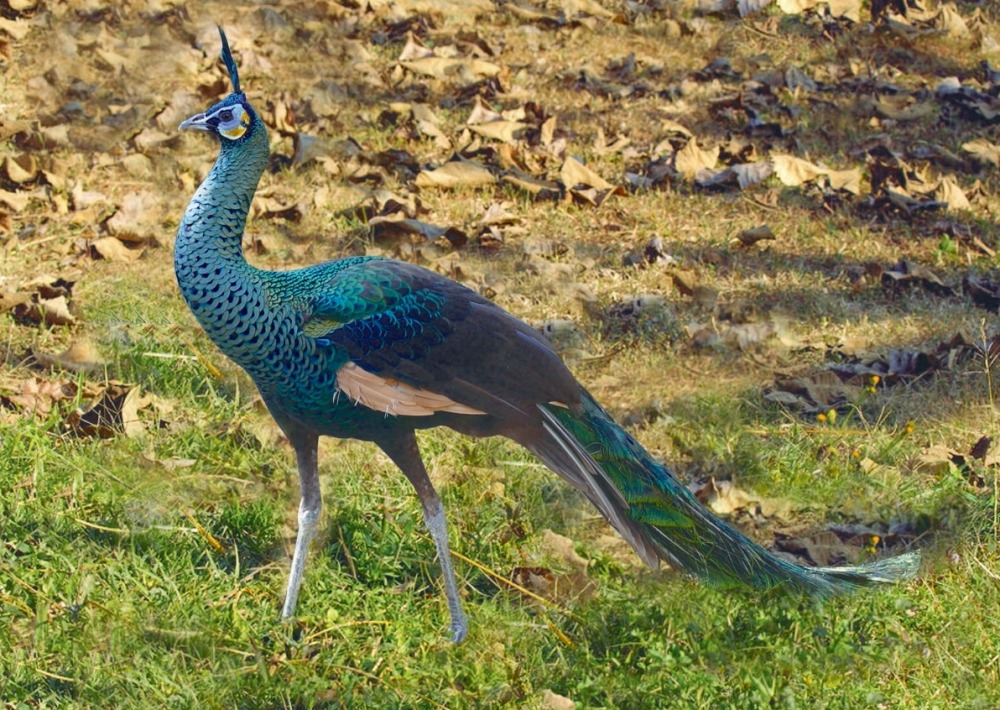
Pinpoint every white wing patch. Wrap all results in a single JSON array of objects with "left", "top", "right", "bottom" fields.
[{"left": 336, "top": 362, "right": 485, "bottom": 417}]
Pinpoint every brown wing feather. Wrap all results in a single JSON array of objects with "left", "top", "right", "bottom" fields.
[{"left": 337, "top": 362, "right": 485, "bottom": 417}]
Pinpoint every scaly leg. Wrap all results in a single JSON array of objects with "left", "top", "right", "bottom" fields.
[
  {"left": 380, "top": 432, "right": 468, "bottom": 643},
  {"left": 281, "top": 432, "right": 321, "bottom": 620}
]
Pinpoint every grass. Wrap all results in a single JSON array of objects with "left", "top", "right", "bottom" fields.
[
  {"left": 2, "top": 261, "right": 998, "bottom": 707},
  {"left": 3, "top": 0, "right": 1000, "bottom": 707}
]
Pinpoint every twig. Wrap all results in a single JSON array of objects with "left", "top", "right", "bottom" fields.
[
  {"left": 74, "top": 518, "right": 130, "bottom": 535},
  {"left": 419, "top": 534, "right": 578, "bottom": 645},
  {"left": 139, "top": 352, "right": 199, "bottom": 361},
  {"left": 184, "top": 511, "right": 226, "bottom": 553},
  {"left": 303, "top": 619, "right": 391, "bottom": 644},
  {"left": 335, "top": 520, "right": 357, "bottom": 580},
  {"left": 183, "top": 339, "right": 223, "bottom": 379},
  {"left": 421, "top": 537, "right": 575, "bottom": 618}
]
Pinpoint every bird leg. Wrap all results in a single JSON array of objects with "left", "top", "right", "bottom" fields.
[
  {"left": 281, "top": 433, "right": 321, "bottom": 620},
  {"left": 380, "top": 432, "right": 468, "bottom": 643}
]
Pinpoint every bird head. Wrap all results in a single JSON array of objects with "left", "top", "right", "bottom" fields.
[{"left": 179, "top": 27, "right": 259, "bottom": 146}]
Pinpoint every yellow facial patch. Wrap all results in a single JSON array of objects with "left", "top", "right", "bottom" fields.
[
  {"left": 221, "top": 124, "right": 247, "bottom": 139},
  {"left": 218, "top": 110, "right": 249, "bottom": 140}
]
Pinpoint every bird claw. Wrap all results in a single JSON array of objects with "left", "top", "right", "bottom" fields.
[{"left": 449, "top": 619, "right": 468, "bottom": 644}]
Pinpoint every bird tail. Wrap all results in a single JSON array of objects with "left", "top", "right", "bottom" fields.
[{"left": 522, "top": 391, "right": 919, "bottom": 595}]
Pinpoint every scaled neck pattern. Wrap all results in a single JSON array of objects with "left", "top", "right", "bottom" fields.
[
  {"left": 174, "top": 119, "right": 279, "bottom": 367},
  {"left": 175, "top": 119, "right": 269, "bottom": 267}
]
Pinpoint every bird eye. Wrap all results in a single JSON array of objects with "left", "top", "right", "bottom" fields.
[{"left": 218, "top": 109, "right": 234, "bottom": 122}]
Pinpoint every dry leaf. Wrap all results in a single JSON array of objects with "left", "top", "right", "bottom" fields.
[
  {"left": 737, "top": 225, "right": 775, "bottom": 247},
  {"left": 732, "top": 161, "right": 774, "bottom": 189},
  {"left": 4, "top": 154, "right": 37, "bottom": 184},
  {"left": 415, "top": 160, "right": 496, "bottom": 189},
  {"left": 738, "top": 0, "right": 771, "bottom": 16},
  {"left": 33, "top": 338, "right": 105, "bottom": 374},
  {"left": 469, "top": 121, "right": 528, "bottom": 143},
  {"left": 881, "top": 259, "right": 954, "bottom": 296},
  {"left": 71, "top": 185, "right": 110, "bottom": 210},
  {"left": 399, "top": 32, "right": 434, "bottom": 61},
  {"left": 540, "top": 529, "right": 589, "bottom": 570},
  {"left": 91, "top": 236, "right": 142, "bottom": 262},
  {"left": 962, "top": 139, "right": 999, "bottom": 168},
  {"left": 105, "top": 192, "right": 160, "bottom": 244},
  {"left": 1, "top": 377, "right": 78, "bottom": 417},
  {"left": 963, "top": 276, "right": 1000, "bottom": 311},
  {"left": 501, "top": 171, "right": 563, "bottom": 200},
  {"left": 541, "top": 690, "right": 576, "bottom": 710},
  {"left": 401, "top": 57, "right": 501, "bottom": 81},
  {"left": 25, "top": 296, "right": 76, "bottom": 327},
  {"left": 467, "top": 96, "right": 503, "bottom": 125},
  {"left": 0, "top": 188, "right": 29, "bottom": 212},
  {"left": 481, "top": 202, "right": 520, "bottom": 226},
  {"left": 675, "top": 139, "right": 719, "bottom": 179},
  {"left": 560, "top": 156, "right": 614, "bottom": 191},
  {"left": 772, "top": 154, "right": 826, "bottom": 186},
  {"left": 68, "top": 383, "right": 144, "bottom": 439},
  {"left": 368, "top": 216, "right": 468, "bottom": 248},
  {"left": 874, "top": 95, "right": 936, "bottom": 122},
  {"left": 935, "top": 177, "right": 970, "bottom": 211}
]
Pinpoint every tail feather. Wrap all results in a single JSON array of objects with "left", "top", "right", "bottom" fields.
[{"left": 526, "top": 392, "right": 919, "bottom": 595}]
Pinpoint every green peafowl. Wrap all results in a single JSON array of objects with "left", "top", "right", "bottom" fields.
[{"left": 175, "top": 28, "right": 919, "bottom": 643}]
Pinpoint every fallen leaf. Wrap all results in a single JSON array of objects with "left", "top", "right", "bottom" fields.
[
  {"left": 963, "top": 276, "right": 1000, "bottom": 311},
  {"left": 541, "top": 690, "right": 575, "bottom": 710},
  {"left": 776, "top": 530, "right": 862, "bottom": 566},
  {"left": 480, "top": 202, "right": 520, "bottom": 227},
  {"left": 501, "top": 170, "right": 563, "bottom": 200},
  {"left": 18, "top": 295, "right": 76, "bottom": 327},
  {"left": 398, "top": 32, "right": 433, "bottom": 61},
  {"left": 0, "top": 188, "right": 29, "bottom": 212},
  {"left": 91, "top": 237, "right": 142, "bottom": 262},
  {"left": 935, "top": 177, "right": 970, "bottom": 211},
  {"left": 401, "top": 57, "right": 501, "bottom": 81},
  {"left": 736, "top": 225, "right": 775, "bottom": 247},
  {"left": 0, "top": 377, "right": 78, "bottom": 417},
  {"left": 962, "top": 139, "right": 1000, "bottom": 168},
  {"left": 675, "top": 139, "right": 719, "bottom": 179},
  {"left": 881, "top": 259, "right": 955, "bottom": 296},
  {"left": 764, "top": 370, "right": 861, "bottom": 414},
  {"left": 67, "top": 383, "right": 145, "bottom": 438},
  {"left": 71, "top": 185, "right": 111, "bottom": 210},
  {"left": 540, "top": 529, "right": 589, "bottom": 571},
  {"left": 368, "top": 216, "right": 468, "bottom": 248},
  {"left": 32, "top": 338, "right": 105, "bottom": 374},
  {"left": 415, "top": 160, "right": 496, "bottom": 189},
  {"left": 469, "top": 120, "right": 529, "bottom": 143},
  {"left": 970, "top": 436, "right": 992, "bottom": 462},
  {"left": 772, "top": 154, "right": 826, "bottom": 187},
  {"left": 4, "top": 154, "right": 37, "bottom": 184}
]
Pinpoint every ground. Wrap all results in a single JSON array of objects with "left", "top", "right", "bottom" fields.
[{"left": 1, "top": 0, "right": 999, "bottom": 707}]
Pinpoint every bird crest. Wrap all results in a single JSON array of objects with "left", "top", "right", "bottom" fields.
[{"left": 218, "top": 26, "right": 241, "bottom": 95}]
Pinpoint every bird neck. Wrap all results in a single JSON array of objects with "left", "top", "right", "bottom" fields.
[{"left": 175, "top": 119, "right": 270, "bottom": 266}]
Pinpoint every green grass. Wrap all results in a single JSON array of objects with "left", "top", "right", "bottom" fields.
[{"left": 2, "top": 265, "right": 998, "bottom": 708}]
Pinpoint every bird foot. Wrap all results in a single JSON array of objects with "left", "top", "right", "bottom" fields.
[{"left": 449, "top": 619, "right": 468, "bottom": 644}]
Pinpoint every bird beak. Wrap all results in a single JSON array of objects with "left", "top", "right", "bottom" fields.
[{"left": 179, "top": 113, "right": 212, "bottom": 132}]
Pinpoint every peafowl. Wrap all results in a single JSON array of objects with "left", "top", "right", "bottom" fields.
[{"left": 175, "top": 28, "right": 919, "bottom": 643}]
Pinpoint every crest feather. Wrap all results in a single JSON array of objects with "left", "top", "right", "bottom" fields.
[{"left": 218, "top": 26, "right": 241, "bottom": 94}]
